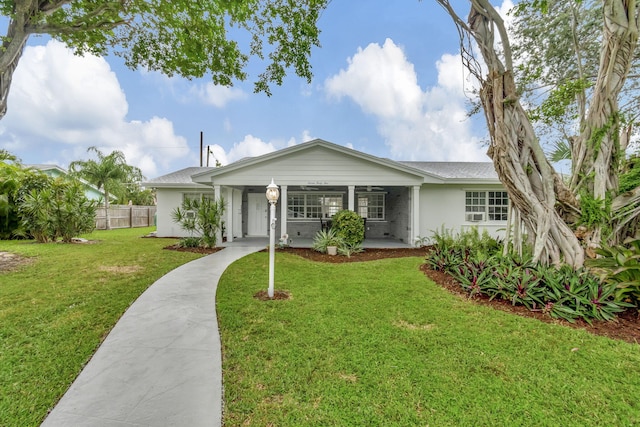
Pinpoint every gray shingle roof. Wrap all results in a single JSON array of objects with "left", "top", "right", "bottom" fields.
[
  {"left": 398, "top": 162, "right": 498, "bottom": 180},
  {"left": 143, "top": 167, "right": 213, "bottom": 186}
]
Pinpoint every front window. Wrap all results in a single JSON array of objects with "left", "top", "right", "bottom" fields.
[
  {"left": 357, "top": 193, "right": 385, "bottom": 220},
  {"left": 465, "top": 191, "right": 508, "bottom": 221},
  {"left": 287, "top": 192, "right": 343, "bottom": 219},
  {"left": 182, "top": 192, "right": 214, "bottom": 203},
  {"left": 488, "top": 191, "right": 509, "bottom": 221}
]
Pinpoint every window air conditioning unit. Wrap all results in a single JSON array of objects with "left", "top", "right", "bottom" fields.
[
  {"left": 465, "top": 212, "right": 485, "bottom": 222},
  {"left": 185, "top": 210, "right": 196, "bottom": 219}
]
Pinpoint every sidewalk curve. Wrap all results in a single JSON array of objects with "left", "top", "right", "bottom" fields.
[{"left": 41, "top": 245, "right": 263, "bottom": 427}]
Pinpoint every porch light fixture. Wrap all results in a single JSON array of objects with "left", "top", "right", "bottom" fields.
[{"left": 266, "top": 178, "right": 280, "bottom": 298}]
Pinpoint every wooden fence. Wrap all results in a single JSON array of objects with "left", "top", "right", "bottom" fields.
[{"left": 95, "top": 205, "right": 157, "bottom": 230}]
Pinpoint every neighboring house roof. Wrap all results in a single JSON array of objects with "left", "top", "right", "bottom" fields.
[
  {"left": 25, "top": 164, "right": 112, "bottom": 200},
  {"left": 28, "top": 164, "right": 67, "bottom": 175},
  {"left": 142, "top": 167, "right": 214, "bottom": 188}
]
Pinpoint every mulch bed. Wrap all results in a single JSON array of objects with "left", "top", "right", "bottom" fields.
[
  {"left": 166, "top": 244, "right": 640, "bottom": 344},
  {"left": 163, "top": 243, "right": 225, "bottom": 254}
]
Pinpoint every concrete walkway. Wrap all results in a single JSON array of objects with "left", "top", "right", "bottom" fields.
[{"left": 41, "top": 245, "right": 263, "bottom": 427}]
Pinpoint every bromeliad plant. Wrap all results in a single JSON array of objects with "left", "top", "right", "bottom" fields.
[
  {"left": 425, "top": 228, "right": 629, "bottom": 323},
  {"left": 586, "top": 238, "right": 640, "bottom": 307}
]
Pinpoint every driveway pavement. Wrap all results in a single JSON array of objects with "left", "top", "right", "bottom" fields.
[{"left": 41, "top": 245, "right": 263, "bottom": 427}]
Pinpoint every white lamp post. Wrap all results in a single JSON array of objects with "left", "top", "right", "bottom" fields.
[{"left": 266, "top": 178, "right": 280, "bottom": 298}]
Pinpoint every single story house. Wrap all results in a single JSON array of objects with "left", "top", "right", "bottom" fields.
[{"left": 143, "top": 139, "right": 508, "bottom": 245}]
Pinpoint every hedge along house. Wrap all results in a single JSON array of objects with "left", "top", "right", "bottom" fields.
[{"left": 144, "top": 139, "right": 508, "bottom": 245}]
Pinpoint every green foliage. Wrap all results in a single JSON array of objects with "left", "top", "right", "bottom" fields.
[
  {"left": 311, "top": 228, "right": 342, "bottom": 254},
  {"left": 512, "top": 0, "right": 603, "bottom": 126},
  {"left": 587, "top": 238, "right": 640, "bottom": 306},
  {"left": 114, "top": 184, "right": 155, "bottom": 206},
  {"left": 619, "top": 155, "right": 640, "bottom": 193},
  {"left": 549, "top": 139, "right": 572, "bottom": 162},
  {"left": 70, "top": 147, "right": 144, "bottom": 229},
  {"left": 578, "top": 191, "right": 611, "bottom": 229},
  {"left": 425, "top": 227, "right": 629, "bottom": 323},
  {"left": 70, "top": 147, "right": 141, "bottom": 200},
  {"left": 0, "top": 0, "right": 329, "bottom": 119},
  {"left": 0, "top": 155, "right": 55, "bottom": 238},
  {"left": 587, "top": 113, "right": 618, "bottom": 158},
  {"left": 178, "top": 236, "right": 204, "bottom": 248},
  {"left": 336, "top": 241, "right": 363, "bottom": 258},
  {"left": 532, "top": 78, "right": 592, "bottom": 126},
  {"left": 17, "top": 179, "right": 97, "bottom": 243},
  {"left": 331, "top": 210, "right": 365, "bottom": 247},
  {"left": 171, "top": 195, "right": 226, "bottom": 248}
]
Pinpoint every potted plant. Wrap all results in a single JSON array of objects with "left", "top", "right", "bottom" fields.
[
  {"left": 327, "top": 244, "right": 338, "bottom": 256},
  {"left": 312, "top": 228, "right": 341, "bottom": 255}
]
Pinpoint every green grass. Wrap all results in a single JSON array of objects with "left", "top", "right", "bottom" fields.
[
  {"left": 218, "top": 253, "right": 640, "bottom": 426},
  {"left": 0, "top": 227, "right": 203, "bottom": 426}
]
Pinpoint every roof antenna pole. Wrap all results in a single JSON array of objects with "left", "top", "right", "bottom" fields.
[
  {"left": 200, "top": 131, "right": 204, "bottom": 167},
  {"left": 206, "top": 145, "right": 210, "bottom": 167}
]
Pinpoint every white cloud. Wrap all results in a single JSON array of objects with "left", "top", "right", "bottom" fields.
[
  {"left": 325, "top": 38, "right": 487, "bottom": 161},
  {"left": 0, "top": 40, "right": 189, "bottom": 178},
  {"left": 301, "top": 130, "right": 315, "bottom": 143},
  {"left": 326, "top": 39, "right": 422, "bottom": 122},
  {"left": 496, "top": 0, "right": 515, "bottom": 23},
  {"left": 189, "top": 83, "right": 247, "bottom": 108},
  {"left": 208, "top": 135, "right": 277, "bottom": 165}
]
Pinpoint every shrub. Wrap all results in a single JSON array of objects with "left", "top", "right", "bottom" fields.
[
  {"left": 425, "top": 227, "right": 629, "bottom": 323},
  {"left": 337, "top": 241, "right": 364, "bottom": 257},
  {"left": 312, "top": 228, "right": 342, "bottom": 254},
  {"left": 178, "top": 236, "right": 203, "bottom": 248},
  {"left": 587, "top": 238, "right": 640, "bottom": 307},
  {"left": 17, "top": 179, "right": 96, "bottom": 243},
  {"left": 172, "top": 196, "right": 225, "bottom": 248},
  {"left": 331, "top": 210, "right": 364, "bottom": 247}
]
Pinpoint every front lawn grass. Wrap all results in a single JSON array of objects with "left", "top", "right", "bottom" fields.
[
  {"left": 0, "top": 227, "right": 203, "bottom": 426},
  {"left": 218, "top": 253, "right": 640, "bottom": 426}
]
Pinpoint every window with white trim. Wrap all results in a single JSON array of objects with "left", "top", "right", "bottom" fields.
[
  {"left": 357, "top": 193, "right": 385, "bottom": 220},
  {"left": 487, "top": 191, "right": 509, "bottom": 220},
  {"left": 287, "top": 193, "right": 343, "bottom": 219},
  {"left": 182, "top": 192, "right": 214, "bottom": 203},
  {"left": 465, "top": 191, "right": 508, "bottom": 221}
]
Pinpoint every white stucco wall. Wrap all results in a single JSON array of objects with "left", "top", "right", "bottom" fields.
[
  {"left": 155, "top": 187, "right": 216, "bottom": 237},
  {"left": 418, "top": 184, "right": 507, "bottom": 244}
]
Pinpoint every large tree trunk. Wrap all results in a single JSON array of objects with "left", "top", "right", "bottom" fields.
[
  {"left": 469, "top": 1, "right": 584, "bottom": 267},
  {"left": 437, "top": 0, "right": 640, "bottom": 267},
  {"left": 480, "top": 67, "right": 584, "bottom": 267},
  {"left": 573, "top": 1, "right": 639, "bottom": 247},
  {"left": 0, "top": 1, "right": 35, "bottom": 119}
]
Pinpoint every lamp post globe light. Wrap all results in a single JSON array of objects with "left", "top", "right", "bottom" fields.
[{"left": 266, "top": 178, "right": 280, "bottom": 298}]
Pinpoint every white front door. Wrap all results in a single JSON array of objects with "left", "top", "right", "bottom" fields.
[{"left": 247, "top": 193, "right": 268, "bottom": 236}]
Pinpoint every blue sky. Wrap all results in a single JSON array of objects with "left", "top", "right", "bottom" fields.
[{"left": 0, "top": 0, "right": 513, "bottom": 179}]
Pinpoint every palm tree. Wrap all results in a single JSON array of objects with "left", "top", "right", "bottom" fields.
[{"left": 69, "top": 147, "right": 142, "bottom": 230}]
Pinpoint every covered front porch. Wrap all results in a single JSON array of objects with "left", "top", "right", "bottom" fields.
[{"left": 222, "top": 184, "right": 419, "bottom": 244}]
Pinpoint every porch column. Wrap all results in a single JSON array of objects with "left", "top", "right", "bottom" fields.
[
  {"left": 214, "top": 185, "right": 223, "bottom": 245},
  {"left": 226, "top": 187, "right": 233, "bottom": 243},
  {"left": 412, "top": 185, "right": 420, "bottom": 245},
  {"left": 280, "top": 185, "right": 288, "bottom": 238},
  {"left": 348, "top": 185, "right": 355, "bottom": 211}
]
